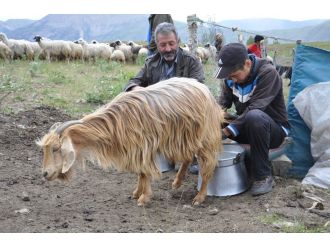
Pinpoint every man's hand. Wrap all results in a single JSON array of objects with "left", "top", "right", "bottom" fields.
[{"left": 222, "top": 128, "right": 231, "bottom": 140}]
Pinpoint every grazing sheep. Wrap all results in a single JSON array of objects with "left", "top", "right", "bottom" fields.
[
  {"left": 196, "top": 46, "right": 211, "bottom": 63},
  {"left": 110, "top": 49, "right": 125, "bottom": 63},
  {"left": 67, "top": 41, "right": 83, "bottom": 61},
  {"left": 28, "top": 41, "right": 42, "bottom": 60},
  {"left": 77, "top": 38, "right": 112, "bottom": 62},
  {"left": 0, "top": 41, "right": 13, "bottom": 61},
  {"left": 138, "top": 47, "right": 148, "bottom": 58},
  {"left": 110, "top": 40, "right": 134, "bottom": 63},
  {"left": 33, "top": 35, "right": 71, "bottom": 62},
  {"left": 0, "top": 32, "right": 33, "bottom": 60},
  {"left": 127, "top": 41, "right": 143, "bottom": 55},
  {"left": 204, "top": 43, "right": 217, "bottom": 61},
  {"left": 37, "top": 77, "right": 224, "bottom": 206},
  {"left": 181, "top": 44, "right": 190, "bottom": 52}
]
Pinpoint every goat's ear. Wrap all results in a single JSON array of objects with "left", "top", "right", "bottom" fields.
[{"left": 61, "top": 137, "right": 76, "bottom": 173}]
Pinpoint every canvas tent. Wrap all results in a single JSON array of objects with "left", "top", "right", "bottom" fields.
[{"left": 286, "top": 44, "right": 330, "bottom": 187}]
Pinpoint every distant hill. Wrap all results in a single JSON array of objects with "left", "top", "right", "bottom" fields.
[
  {"left": 259, "top": 20, "right": 330, "bottom": 42},
  {"left": 6, "top": 14, "right": 150, "bottom": 42},
  {"left": 219, "top": 18, "right": 326, "bottom": 31},
  {"left": 1, "top": 14, "right": 329, "bottom": 44}
]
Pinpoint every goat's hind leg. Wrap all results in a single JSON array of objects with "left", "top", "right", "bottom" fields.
[
  {"left": 192, "top": 156, "right": 216, "bottom": 206},
  {"left": 172, "top": 159, "right": 191, "bottom": 189}
]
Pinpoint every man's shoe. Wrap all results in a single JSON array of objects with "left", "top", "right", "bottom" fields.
[{"left": 250, "top": 176, "right": 275, "bottom": 196}]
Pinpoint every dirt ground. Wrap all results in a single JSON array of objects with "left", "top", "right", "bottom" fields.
[{"left": 1, "top": 106, "right": 330, "bottom": 233}]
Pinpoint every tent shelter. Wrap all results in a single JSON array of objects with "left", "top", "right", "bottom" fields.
[{"left": 286, "top": 44, "right": 330, "bottom": 180}]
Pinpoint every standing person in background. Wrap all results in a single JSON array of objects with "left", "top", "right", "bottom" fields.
[
  {"left": 247, "top": 35, "right": 264, "bottom": 58},
  {"left": 214, "top": 33, "right": 223, "bottom": 62},
  {"left": 147, "top": 14, "right": 174, "bottom": 55}
]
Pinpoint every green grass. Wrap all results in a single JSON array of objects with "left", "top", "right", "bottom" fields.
[
  {"left": 0, "top": 41, "right": 329, "bottom": 117},
  {"left": 0, "top": 58, "right": 221, "bottom": 117},
  {"left": 267, "top": 41, "right": 330, "bottom": 66}
]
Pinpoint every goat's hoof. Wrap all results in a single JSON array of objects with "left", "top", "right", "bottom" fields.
[
  {"left": 172, "top": 179, "right": 182, "bottom": 189},
  {"left": 132, "top": 188, "right": 141, "bottom": 199},
  {"left": 137, "top": 194, "right": 150, "bottom": 206},
  {"left": 192, "top": 195, "right": 205, "bottom": 206}
]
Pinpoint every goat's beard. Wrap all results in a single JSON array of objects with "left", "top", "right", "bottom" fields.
[{"left": 57, "top": 168, "right": 73, "bottom": 181}]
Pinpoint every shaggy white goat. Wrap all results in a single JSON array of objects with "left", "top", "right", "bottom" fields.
[{"left": 37, "top": 77, "right": 224, "bottom": 206}]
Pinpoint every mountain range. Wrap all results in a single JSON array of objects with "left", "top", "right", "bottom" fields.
[{"left": 0, "top": 14, "right": 329, "bottom": 43}]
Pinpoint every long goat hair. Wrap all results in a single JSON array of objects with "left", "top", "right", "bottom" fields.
[{"left": 38, "top": 77, "right": 224, "bottom": 205}]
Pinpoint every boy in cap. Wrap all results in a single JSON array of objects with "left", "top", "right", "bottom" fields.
[
  {"left": 248, "top": 35, "right": 264, "bottom": 58},
  {"left": 216, "top": 43, "right": 290, "bottom": 195}
]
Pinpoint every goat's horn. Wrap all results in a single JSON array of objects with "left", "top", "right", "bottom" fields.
[{"left": 55, "top": 120, "right": 84, "bottom": 135}]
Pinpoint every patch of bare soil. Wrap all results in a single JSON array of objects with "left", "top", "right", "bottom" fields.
[{"left": 1, "top": 106, "right": 330, "bottom": 233}]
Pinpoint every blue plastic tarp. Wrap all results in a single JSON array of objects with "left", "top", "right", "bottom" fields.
[{"left": 286, "top": 44, "right": 330, "bottom": 178}]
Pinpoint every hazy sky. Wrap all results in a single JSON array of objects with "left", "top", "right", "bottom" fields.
[{"left": 0, "top": 0, "right": 329, "bottom": 22}]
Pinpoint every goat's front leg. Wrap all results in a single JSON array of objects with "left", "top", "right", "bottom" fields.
[
  {"left": 132, "top": 173, "right": 144, "bottom": 199},
  {"left": 133, "top": 173, "right": 152, "bottom": 206}
]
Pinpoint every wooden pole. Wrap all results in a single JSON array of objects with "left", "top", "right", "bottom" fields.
[{"left": 187, "top": 14, "right": 198, "bottom": 55}]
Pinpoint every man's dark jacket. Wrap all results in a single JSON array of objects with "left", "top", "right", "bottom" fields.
[{"left": 124, "top": 48, "right": 205, "bottom": 91}]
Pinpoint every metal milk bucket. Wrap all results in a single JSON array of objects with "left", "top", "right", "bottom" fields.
[
  {"left": 156, "top": 154, "right": 174, "bottom": 172},
  {"left": 197, "top": 143, "right": 248, "bottom": 196}
]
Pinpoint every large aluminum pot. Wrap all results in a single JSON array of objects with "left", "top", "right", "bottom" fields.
[
  {"left": 156, "top": 154, "right": 174, "bottom": 172},
  {"left": 197, "top": 143, "right": 248, "bottom": 196}
]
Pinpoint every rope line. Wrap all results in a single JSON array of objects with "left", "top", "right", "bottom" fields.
[{"left": 194, "top": 17, "right": 299, "bottom": 43}]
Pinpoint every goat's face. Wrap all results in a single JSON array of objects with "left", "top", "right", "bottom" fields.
[{"left": 37, "top": 133, "right": 76, "bottom": 181}]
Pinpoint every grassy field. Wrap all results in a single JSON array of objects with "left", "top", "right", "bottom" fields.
[
  {"left": 0, "top": 58, "right": 221, "bottom": 117},
  {"left": 267, "top": 41, "right": 330, "bottom": 66},
  {"left": 0, "top": 41, "right": 328, "bottom": 117}
]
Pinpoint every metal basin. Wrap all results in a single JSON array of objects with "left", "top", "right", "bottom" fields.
[
  {"left": 197, "top": 144, "right": 248, "bottom": 196},
  {"left": 156, "top": 154, "right": 174, "bottom": 172}
]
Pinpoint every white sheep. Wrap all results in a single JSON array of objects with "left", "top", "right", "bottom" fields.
[
  {"left": 110, "top": 49, "right": 125, "bottom": 63},
  {"left": 0, "top": 32, "right": 34, "bottom": 60},
  {"left": 33, "top": 35, "right": 71, "bottom": 62},
  {"left": 67, "top": 41, "right": 83, "bottom": 61},
  {"left": 77, "top": 39, "right": 112, "bottom": 62},
  {"left": 181, "top": 44, "right": 190, "bottom": 52},
  {"left": 110, "top": 40, "right": 134, "bottom": 63},
  {"left": 0, "top": 41, "right": 13, "bottom": 61},
  {"left": 196, "top": 46, "right": 211, "bottom": 63},
  {"left": 138, "top": 47, "right": 148, "bottom": 58},
  {"left": 204, "top": 43, "right": 217, "bottom": 61}
]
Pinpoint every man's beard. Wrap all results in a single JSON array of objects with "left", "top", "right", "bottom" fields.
[{"left": 162, "top": 50, "right": 177, "bottom": 61}]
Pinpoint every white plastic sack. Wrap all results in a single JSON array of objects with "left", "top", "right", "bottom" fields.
[{"left": 293, "top": 81, "right": 330, "bottom": 188}]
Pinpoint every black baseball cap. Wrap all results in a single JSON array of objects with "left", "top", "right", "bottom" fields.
[
  {"left": 215, "top": 43, "right": 248, "bottom": 79},
  {"left": 254, "top": 35, "right": 264, "bottom": 42}
]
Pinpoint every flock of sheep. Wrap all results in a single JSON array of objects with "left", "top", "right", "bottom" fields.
[
  {"left": 0, "top": 32, "right": 148, "bottom": 63},
  {"left": 0, "top": 32, "right": 217, "bottom": 64}
]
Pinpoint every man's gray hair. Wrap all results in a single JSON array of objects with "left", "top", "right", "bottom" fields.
[{"left": 155, "top": 22, "right": 179, "bottom": 42}]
